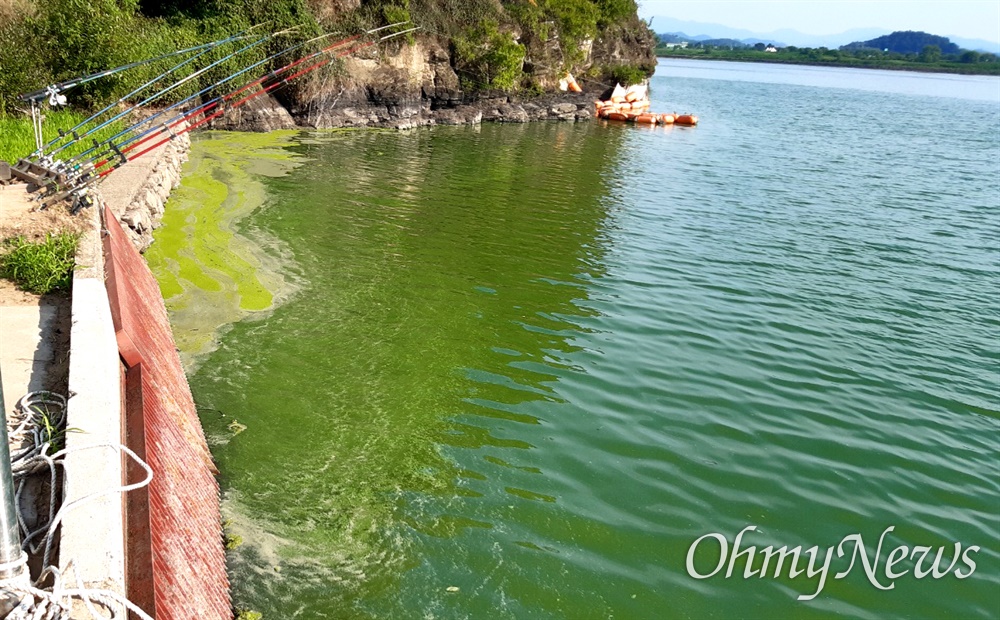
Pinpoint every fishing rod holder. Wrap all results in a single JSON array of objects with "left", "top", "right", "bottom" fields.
[{"left": 5, "top": 159, "right": 70, "bottom": 192}]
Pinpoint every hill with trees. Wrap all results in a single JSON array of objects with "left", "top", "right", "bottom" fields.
[{"left": 842, "top": 30, "right": 960, "bottom": 55}]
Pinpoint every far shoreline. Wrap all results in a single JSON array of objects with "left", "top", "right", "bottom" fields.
[{"left": 655, "top": 53, "right": 1000, "bottom": 77}]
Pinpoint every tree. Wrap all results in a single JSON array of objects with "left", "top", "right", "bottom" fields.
[
  {"left": 919, "top": 44, "right": 941, "bottom": 63},
  {"left": 960, "top": 50, "right": 981, "bottom": 64},
  {"left": 753, "top": 42, "right": 765, "bottom": 51}
]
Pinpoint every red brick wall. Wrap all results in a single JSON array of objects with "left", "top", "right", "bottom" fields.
[{"left": 103, "top": 205, "right": 231, "bottom": 620}]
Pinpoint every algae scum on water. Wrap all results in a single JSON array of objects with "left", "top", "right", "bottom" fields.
[{"left": 145, "top": 131, "right": 303, "bottom": 369}]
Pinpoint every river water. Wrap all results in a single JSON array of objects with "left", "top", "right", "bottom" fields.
[{"left": 148, "top": 59, "right": 999, "bottom": 619}]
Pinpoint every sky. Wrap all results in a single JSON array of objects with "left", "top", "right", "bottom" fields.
[{"left": 637, "top": 1, "right": 1000, "bottom": 43}]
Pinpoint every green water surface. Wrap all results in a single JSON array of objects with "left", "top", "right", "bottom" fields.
[{"left": 149, "top": 63, "right": 999, "bottom": 620}]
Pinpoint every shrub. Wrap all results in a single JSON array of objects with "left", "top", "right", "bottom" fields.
[
  {"left": 545, "top": 0, "right": 599, "bottom": 67},
  {"left": 382, "top": 3, "right": 414, "bottom": 44},
  {"left": 452, "top": 20, "right": 525, "bottom": 91},
  {"left": 595, "top": 0, "right": 636, "bottom": 27},
  {"left": 0, "top": 233, "right": 79, "bottom": 294},
  {"left": 605, "top": 63, "right": 646, "bottom": 85}
]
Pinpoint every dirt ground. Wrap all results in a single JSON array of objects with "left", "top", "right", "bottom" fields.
[
  {"left": 0, "top": 183, "right": 82, "bottom": 397},
  {"left": 0, "top": 183, "right": 87, "bottom": 242}
]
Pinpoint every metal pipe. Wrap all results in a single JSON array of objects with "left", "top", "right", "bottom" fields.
[{"left": 0, "top": 369, "right": 25, "bottom": 579}]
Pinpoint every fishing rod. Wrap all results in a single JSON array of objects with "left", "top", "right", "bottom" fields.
[
  {"left": 38, "top": 28, "right": 259, "bottom": 156},
  {"left": 32, "top": 22, "right": 419, "bottom": 213},
  {"left": 94, "top": 24, "right": 410, "bottom": 168},
  {"left": 78, "top": 23, "right": 408, "bottom": 173},
  {"left": 48, "top": 28, "right": 296, "bottom": 159},
  {"left": 17, "top": 33, "right": 267, "bottom": 105},
  {"left": 61, "top": 27, "right": 351, "bottom": 169},
  {"left": 99, "top": 27, "right": 419, "bottom": 176}
]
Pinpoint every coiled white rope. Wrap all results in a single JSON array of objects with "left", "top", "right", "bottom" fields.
[{"left": 1, "top": 391, "right": 156, "bottom": 620}]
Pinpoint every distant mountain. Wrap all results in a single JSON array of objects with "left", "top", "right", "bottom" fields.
[
  {"left": 657, "top": 32, "right": 696, "bottom": 44},
  {"left": 946, "top": 35, "right": 1000, "bottom": 54},
  {"left": 842, "top": 31, "right": 960, "bottom": 54},
  {"left": 702, "top": 38, "right": 749, "bottom": 48},
  {"left": 648, "top": 16, "right": 889, "bottom": 48},
  {"left": 658, "top": 31, "right": 778, "bottom": 48}
]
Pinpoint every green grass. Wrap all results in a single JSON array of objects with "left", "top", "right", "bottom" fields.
[
  {"left": 0, "top": 233, "right": 79, "bottom": 294},
  {"left": 0, "top": 109, "right": 129, "bottom": 164}
]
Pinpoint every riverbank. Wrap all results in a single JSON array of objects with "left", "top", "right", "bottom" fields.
[
  {"left": 656, "top": 51, "right": 1000, "bottom": 76},
  {"left": 210, "top": 88, "right": 603, "bottom": 132}
]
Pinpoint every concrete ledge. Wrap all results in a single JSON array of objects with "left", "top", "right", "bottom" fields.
[{"left": 61, "top": 207, "right": 126, "bottom": 616}]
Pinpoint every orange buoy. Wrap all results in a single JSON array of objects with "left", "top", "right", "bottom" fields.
[
  {"left": 634, "top": 113, "right": 657, "bottom": 124},
  {"left": 658, "top": 113, "right": 675, "bottom": 124},
  {"left": 675, "top": 114, "right": 699, "bottom": 126},
  {"left": 606, "top": 112, "right": 629, "bottom": 122},
  {"left": 625, "top": 91, "right": 639, "bottom": 103},
  {"left": 610, "top": 95, "right": 626, "bottom": 104}
]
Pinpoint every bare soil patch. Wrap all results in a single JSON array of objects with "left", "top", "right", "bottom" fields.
[{"left": 0, "top": 184, "right": 87, "bottom": 242}]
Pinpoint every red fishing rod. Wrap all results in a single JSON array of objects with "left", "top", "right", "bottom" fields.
[
  {"left": 95, "top": 27, "right": 416, "bottom": 177},
  {"left": 90, "top": 31, "right": 366, "bottom": 171}
]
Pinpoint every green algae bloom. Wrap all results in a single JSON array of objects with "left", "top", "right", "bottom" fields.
[{"left": 145, "top": 131, "right": 302, "bottom": 367}]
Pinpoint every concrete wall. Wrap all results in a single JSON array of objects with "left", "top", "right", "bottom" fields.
[
  {"left": 61, "top": 202, "right": 127, "bottom": 617},
  {"left": 61, "top": 134, "right": 230, "bottom": 618}
]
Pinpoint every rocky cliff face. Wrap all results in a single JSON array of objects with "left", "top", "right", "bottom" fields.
[{"left": 210, "top": 9, "right": 655, "bottom": 130}]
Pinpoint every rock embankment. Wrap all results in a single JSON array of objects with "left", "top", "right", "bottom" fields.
[
  {"left": 210, "top": 87, "right": 600, "bottom": 131},
  {"left": 102, "top": 131, "right": 190, "bottom": 252},
  {"left": 207, "top": 36, "right": 633, "bottom": 132}
]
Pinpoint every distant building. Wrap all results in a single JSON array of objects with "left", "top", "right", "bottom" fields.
[
  {"left": 765, "top": 44, "right": 778, "bottom": 53},
  {"left": 662, "top": 42, "right": 689, "bottom": 49}
]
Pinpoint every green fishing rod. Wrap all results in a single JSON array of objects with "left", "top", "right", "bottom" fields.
[
  {"left": 38, "top": 27, "right": 261, "bottom": 156},
  {"left": 101, "top": 23, "right": 409, "bottom": 164},
  {"left": 17, "top": 34, "right": 266, "bottom": 105},
  {"left": 99, "top": 27, "right": 419, "bottom": 176},
  {"left": 78, "top": 23, "right": 408, "bottom": 173},
  {"left": 48, "top": 26, "right": 297, "bottom": 159}
]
